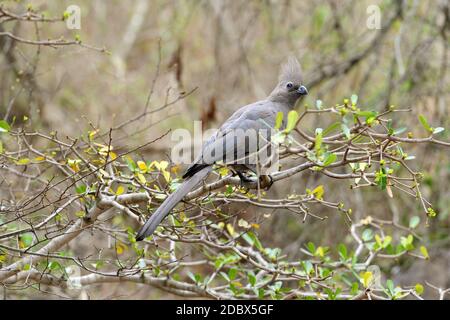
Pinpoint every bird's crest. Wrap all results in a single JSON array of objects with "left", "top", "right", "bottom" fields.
[{"left": 278, "top": 56, "right": 303, "bottom": 84}]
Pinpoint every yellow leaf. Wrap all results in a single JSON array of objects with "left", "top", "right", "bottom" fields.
[
  {"left": 163, "top": 170, "right": 171, "bottom": 182},
  {"left": 137, "top": 161, "right": 147, "bottom": 173},
  {"left": 116, "top": 185, "right": 125, "bottom": 195},
  {"left": 315, "top": 246, "right": 325, "bottom": 258},
  {"left": 109, "top": 151, "right": 117, "bottom": 160},
  {"left": 312, "top": 185, "right": 324, "bottom": 200},
  {"left": 16, "top": 158, "right": 30, "bottom": 165},
  {"left": 360, "top": 271, "right": 373, "bottom": 288},
  {"left": 33, "top": 156, "right": 45, "bottom": 162},
  {"left": 136, "top": 172, "right": 146, "bottom": 184},
  {"left": 420, "top": 246, "right": 429, "bottom": 259},
  {"left": 115, "top": 242, "right": 128, "bottom": 255},
  {"left": 226, "top": 223, "right": 235, "bottom": 236},
  {"left": 218, "top": 167, "right": 230, "bottom": 177},
  {"left": 375, "top": 234, "right": 382, "bottom": 247},
  {"left": 217, "top": 222, "right": 225, "bottom": 229},
  {"left": 415, "top": 283, "right": 424, "bottom": 295},
  {"left": 159, "top": 161, "right": 169, "bottom": 171},
  {"left": 88, "top": 129, "right": 99, "bottom": 140},
  {"left": 171, "top": 164, "right": 180, "bottom": 175}
]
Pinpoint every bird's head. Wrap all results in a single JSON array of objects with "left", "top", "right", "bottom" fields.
[{"left": 269, "top": 57, "right": 308, "bottom": 106}]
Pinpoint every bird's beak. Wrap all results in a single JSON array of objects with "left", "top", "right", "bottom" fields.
[{"left": 297, "top": 85, "right": 308, "bottom": 96}]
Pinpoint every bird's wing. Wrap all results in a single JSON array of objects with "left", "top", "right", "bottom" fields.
[{"left": 195, "top": 101, "right": 279, "bottom": 166}]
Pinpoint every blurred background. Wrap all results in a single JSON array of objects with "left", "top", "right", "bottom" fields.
[{"left": 0, "top": 0, "right": 449, "bottom": 299}]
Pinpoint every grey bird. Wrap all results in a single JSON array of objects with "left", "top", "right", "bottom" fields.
[{"left": 136, "top": 57, "right": 308, "bottom": 241}]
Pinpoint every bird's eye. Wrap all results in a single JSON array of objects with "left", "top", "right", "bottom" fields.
[{"left": 286, "top": 82, "right": 293, "bottom": 89}]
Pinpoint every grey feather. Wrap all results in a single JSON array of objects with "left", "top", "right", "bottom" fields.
[
  {"left": 135, "top": 166, "right": 212, "bottom": 240},
  {"left": 136, "top": 57, "right": 307, "bottom": 241}
]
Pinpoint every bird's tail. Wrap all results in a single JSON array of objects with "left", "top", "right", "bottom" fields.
[{"left": 136, "top": 166, "right": 212, "bottom": 240}]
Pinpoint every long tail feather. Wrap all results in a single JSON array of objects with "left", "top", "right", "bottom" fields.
[{"left": 136, "top": 166, "right": 212, "bottom": 240}]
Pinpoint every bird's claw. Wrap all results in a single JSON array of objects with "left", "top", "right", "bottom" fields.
[{"left": 259, "top": 175, "right": 274, "bottom": 191}]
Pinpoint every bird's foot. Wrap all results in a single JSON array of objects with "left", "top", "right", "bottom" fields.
[
  {"left": 236, "top": 171, "right": 254, "bottom": 187},
  {"left": 259, "top": 175, "right": 274, "bottom": 191}
]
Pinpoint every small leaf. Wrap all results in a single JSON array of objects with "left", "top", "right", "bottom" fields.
[
  {"left": 124, "top": 156, "right": 137, "bottom": 172},
  {"left": 116, "top": 185, "right": 125, "bottom": 195},
  {"left": 386, "top": 279, "right": 395, "bottom": 296},
  {"left": 137, "top": 161, "right": 147, "bottom": 173},
  {"left": 226, "top": 223, "right": 235, "bottom": 236},
  {"left": 415, "top": 283, "right": 424, "bottom": 295},
  {"left": 228, "top": 268, "right": 237, "bottom": 280},
  {"left": 0, "top": 120, "right": 11, "bottom": 133},
  {"left": 433, "top": 127, "right": 445, "bottom": 135},
  {"left": 350, "top": 94, "right": 358, "bottom": 105},
  {"left": 420, "top": 246, "right": 429, "bottom": 259},
  {"left": 409, "top": 216, "right": 420, "bottom": 229},
  {"left": 16, "top": 158, "right": 30, "bottom": 165},
  {"left": 418, "top": 115, "right": 432, "bottom": 132},
  {"left": 75, "top": 211, "right": 86, "bottom": 218},
  {"left": 115, "top": 242, "right": 128, "bottom": 255},
  {"left": 312, "top": 185, "right": 324, "bottom": 200},
  {"left": 360, "top": 271, "right": 373, "bottom": 288},
  {"left": 285, "top": 110, "right": 299, "bottom": 133},
  {"left": 338, "top": 243, "right": 348, "bottom": 260},
  {"left": 323, "top": 153, "right": 337, "bottom": 167},
  {"left": 19, "top": 233, "right": 33, "bottom": 248},
  {"left": 136, "top": 172, "right": 146, "bottom": 184},
  {"left": 323, "top": 122, "right": 341, "bottom": 136},
  {"left": 275, "top": 112, "right": 283, "bottom": 130}
]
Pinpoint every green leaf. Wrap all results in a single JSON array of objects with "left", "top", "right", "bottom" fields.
[
  {"left": 16, "top": 158, "right": 30, "bottom": 165},
  {"left": 386, "top": 279, "right": 395, "bottom": 296},
  {"left": 415, "top": 283, "right": 424, "bottom": 295},
  {"left": 350, "top": 282, "right": 359, "bottom": 295},
  {"left": 0, "top": 141, "right": 3, "bottom": 154},
  {"left": 418, "top": 114, "right": 432, "bottom": 132},
  {"left": 75, "top": 210, "right": 86, "bottom": 218},
  {"left": 409, "top": 216, "right": 420, "bottom": 229},
  {"left": 124, "top": 156, "right": 137, "bottom": 172},
  {"left": 306, "top": 242, "right": 316, "bottom": 254},
  {"left": 355, "top": 110, "right": 377, "bottom": 118},
  {"left": 228, "top": 268, "right": 237, "bottom": 280},
  {"left": 323, "top": 122, "right": 341, "bottom": 136},
  {"left": 247, "top": 271, "right": 256, "bottom": 286},
  {"left": 274, "top": 112, "right": 283, "bottom": 130},
  {"left": 433, "top": 127, "right": 445, "bottom": 135},
  {"left": 323, "top": 153, "right": 337, "bottom": 167},
  {"left": 350, "top": 94, "right": 358, "bottom": 105},
  {"left": 420, "top": 246, "right": 429, "bottom": 259},
  {"left": 242, "top": 231, "right": 263, "bottom": 251},
  {"left": 75, "top": 184, "right": 87, "bottom": 194},
  {"left": 0, "top": 120, "right": 11, "bottom": 133},
  {"left": 338, "top": 243, "right": 348, "bottom": 260},
  {"left": 302, "top": 260, "right": 314, "bottom": 275},
  {"left": 19, "top": 233, "right": 33, "bottom": 248},
  {"left": 285, "top": 110, "right": 299, "bottom": 133}
]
